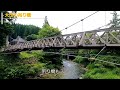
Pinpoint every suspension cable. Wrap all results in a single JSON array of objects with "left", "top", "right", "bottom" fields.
[
  {"left": 80, "top": 56, "right": 120, "bottom": 67},
  {"left": 82, "top": 55, "right": 120, "bottom": 66},
  {"left": 95, "top": 58, "right": 120, "bottom": 66},
  {"left": 40, "top": 11, "right": 100, "bottom": 38},
  {"left": 94, "top": 46, "right": 106, "bottom": 58},
  {"left": 61, "top": 11, "right": 99, "bottom": 31}
]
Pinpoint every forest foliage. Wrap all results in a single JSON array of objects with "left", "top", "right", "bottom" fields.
[{"left": 10, "top": 23, "right": 40, "bottom": 41}]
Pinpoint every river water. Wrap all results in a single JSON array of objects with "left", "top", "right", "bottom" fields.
[{"left": 60, "top": 60, "right": 84, "bottom": 79}]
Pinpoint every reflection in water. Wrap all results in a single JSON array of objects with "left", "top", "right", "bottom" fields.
[{"left": 61, "top": 60, "right": 84, "bottom": 79}]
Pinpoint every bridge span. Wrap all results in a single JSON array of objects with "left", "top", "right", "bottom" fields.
[{"left": 1, "top": 27, "right": 120, "bottom": 53}]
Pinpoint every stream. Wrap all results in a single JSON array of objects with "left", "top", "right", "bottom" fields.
[{"left": 60, "top": 60, "right": 84, "bottom": 79}]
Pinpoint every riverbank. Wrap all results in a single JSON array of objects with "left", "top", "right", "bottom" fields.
[
  {"left": 73, "top": 55, "right": 120, "bottom": 79},
  {"left": 40, "top": 72, "right": 63, "bottom": 79},
  {"left": 26, "top": 60, "right": 85, "bottom": 79},
  {"left": 27, "top": 69, "right": 63, "bottom": 79},
  {"left": 78, "top": 66, "right": 88, "bottom": 79}
]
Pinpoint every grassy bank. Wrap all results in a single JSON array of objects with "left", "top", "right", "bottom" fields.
[{"left": 73, "top": 55, "right": 120, "bottom": 79}]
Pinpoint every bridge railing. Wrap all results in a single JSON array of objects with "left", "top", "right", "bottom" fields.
[{"left": 2, "top": 27, "right": 120, "bottom": 52}]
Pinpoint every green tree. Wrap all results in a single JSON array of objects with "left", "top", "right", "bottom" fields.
[
  {"left": 38, "top": 24, "right": 61, "bottom": 38},
  {"left": 108, "top": 11, "right": 120, "bottom": 28},
  {"left": 26, "top": 34, "right": 38, "bottom": 41},
  {"left": 11, "top": 24, "right": 40, "bottom": 39},
  {"left": 0, "top": 11, "right": 16, "bottom": 48},
  {"left": 38, "top": 16, "right": 61, "bottom": 38}
]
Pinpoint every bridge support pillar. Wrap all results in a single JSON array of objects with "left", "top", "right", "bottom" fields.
[
  {"left": 6, "top": 35, "right": 9, "bottom": 47},
  {"left": 67, "top": 54, "right": 69, "bottom": 60}
]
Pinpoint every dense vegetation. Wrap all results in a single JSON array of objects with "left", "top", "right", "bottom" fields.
[
  {"left": 0, "top": 51, "right": 45, "bottom": 79},
  {"left": 11, "top": 23, "right": 40, "bottom": 40},
  {"left": 0, "top": 50, "right": 62, "bottom": 79}
]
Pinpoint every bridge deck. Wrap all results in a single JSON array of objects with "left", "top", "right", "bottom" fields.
[{"left": 1, "top": 27, "right": 120, "bottom": 53}]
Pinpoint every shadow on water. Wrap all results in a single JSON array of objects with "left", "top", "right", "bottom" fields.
[{"left": 61, "top": 59, "right": 84, "bottom": 79}]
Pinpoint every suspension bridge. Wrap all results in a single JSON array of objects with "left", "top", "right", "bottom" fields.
[
  {"left": 1, "top": 26, "right": 120, "bottom": 53},
  {"left": 1, "top": 11, "right": 120, "bottom": 53}
]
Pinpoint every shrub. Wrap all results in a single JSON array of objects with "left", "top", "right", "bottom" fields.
[
  {"left": 73, "top": 56, "right": 89, "bottom": 67},
  {"left": 4, "top": 64, "right": 32, "bottom": 79},
  {"left": 19, "top": 52, "right": 34, "bottom": 59},
  {"left": 83, "top": 67, "right": 120, "bottom": 79},
  {"left": 86, "top": 63, "right": 104, "bottom": 69},
  {"left": 112, "top": 68, "right": 120, "bottom": 75},
  {"left": 89, "top": 72, "right": 120, "bottom": 79},
  {"left": 74, "top": 56, "right": 87, "bottom": 63},
  {"left": 96, "top": 55, "right": 120, "bottom": 68},
  {"left": 30, "top": 63, "right": 44, "bottom": 73},
  {"left": 3, "top": 63, "right": 45, "bottom": 79}
]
